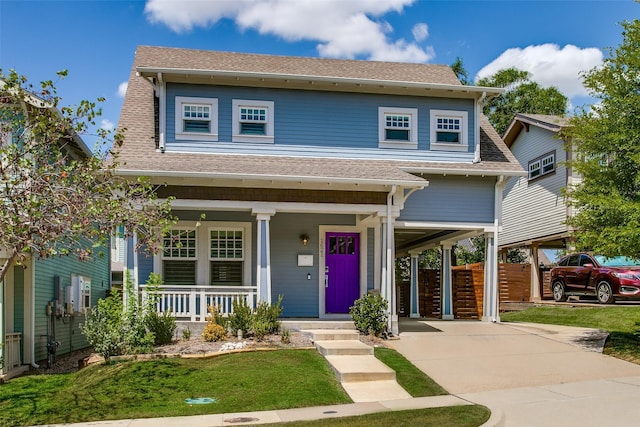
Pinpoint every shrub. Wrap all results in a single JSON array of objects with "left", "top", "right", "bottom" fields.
[
  {"left": 202, "top": 322, "right": 227, "bottom": 342},
  {"left": 145, "top": 310, "right": 176, "bottom": 345},
  {"left": 206, "top": 304, "right": 227, "bottom": 329},
  {"left": 252, "top": 319, "right": 270, "bottom": 341},
  {"left": 349, "top": 293, "right": 389, "bottom": 337},
  {"left": 253, "top": 294, "right": 284, "bottom": 335},
  {"left": 228, "top": 297, "right": 253, "bottom": 335},
  {"left": 182, "top": 326, "right": 192, "bottom": 341},
  {"left": 280, "top": 328, "right": 291, "bottom": 344}
]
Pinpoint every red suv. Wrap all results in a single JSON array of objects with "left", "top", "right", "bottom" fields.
[{"left": 550, "top": 253, "right": 640, "bottom": 304}]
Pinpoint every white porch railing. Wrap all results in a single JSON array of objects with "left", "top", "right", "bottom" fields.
[
  {"left": 140, "top": 285, "right": 258, "bottom": 321},
  {"left": 2, "top": 333, "right": 22, "bottom": 374}
]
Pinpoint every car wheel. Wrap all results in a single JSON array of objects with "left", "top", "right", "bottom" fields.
[
  {"left": 597, "top": 281, "right": 615, "bottom": 304},
  {"left": 552, "top": 281, "right": 567, "bottom": 302}
]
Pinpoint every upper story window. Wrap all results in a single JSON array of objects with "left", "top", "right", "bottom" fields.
[
  {"left": 430, "top": 109, "right": 468, "bottom": 152},
  {"left": 378, "top": 107, "right": 418, "bottom": 149},
  {"left": 232, "top": 100, "right": 274, "bottom": 143},
  {"left": 175, "top": 96, "right": 218, "bottom": 141},
  {"left": 528, "top": 151, "right": 555, "bottom": 180}
]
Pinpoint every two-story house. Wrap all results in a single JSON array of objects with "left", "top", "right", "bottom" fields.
[
  {"left": 0, "top": 80, "right": 110, "bottom": 380},
  {"left": 116, "top": 46, "right": 525, "bottom": 334},
  {"left": 500, "top": 113, "right": 573, "bottom": 301}
]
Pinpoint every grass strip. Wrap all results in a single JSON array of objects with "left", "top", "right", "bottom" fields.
[
  {"left": 374, "top": 347, "right": 448, "bottom": 397},
  {"left": 501, "top": 306, "right": 640, "bottom": 364},
  {"left": 275, "top": 405, "right": 491, "bottom": 427}
]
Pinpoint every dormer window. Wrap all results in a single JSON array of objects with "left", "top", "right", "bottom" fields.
[
  {"left": 232, "top": 100, "right": 274, "bottom": 143},
  {"left": 175, "top": 96, "right": 218, "bottom": 141},
  {"left": 430, "top": 109, "right": 468, "bottom": 152},
  {"left": 378, "top": 107, "right": 418, "bottom": 149}
]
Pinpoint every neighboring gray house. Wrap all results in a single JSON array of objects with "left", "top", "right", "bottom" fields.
[
  {"left": 500, "top": 113, "right": 575, "bottom": 300},
  {"left": 116, "top": 46, "right": 525, "bottom": 333}
]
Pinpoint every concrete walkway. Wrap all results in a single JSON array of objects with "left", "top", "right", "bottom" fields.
[{"left": 41, "top": 319, "right": 640, "bottom": 426}]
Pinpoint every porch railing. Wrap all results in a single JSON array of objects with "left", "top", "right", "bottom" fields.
[
  {"left": 2, "top": 333, "right": 22, "bottom": 373},
  {"left": 140, "top": 285, "right": 258, "bottom": 321}
]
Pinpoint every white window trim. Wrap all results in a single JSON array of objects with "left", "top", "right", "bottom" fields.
[
  {"left": 154, "top": 221, "right": 252, "bottom": 286},
  {"left": 175, "top": 96, "right": 218, "bottom": 141},
  {"left": 430, "top": 109, "right": 468, "bottom": 152},
  {"left": 232, "top": 99, "right": 275, "bottom": 144},
  {"left": 378, "top": 107, "right": 418, "bottom": 149},
  {"left": 529, "top": 151, "right": 555, "bottom": 180},
  {"left": 162, "top": 227, "right": 198, "bottom": 260}
]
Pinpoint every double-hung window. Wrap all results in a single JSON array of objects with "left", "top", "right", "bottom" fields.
[
  {"left": 430, "top": 110, "right": 468, "bottom": 151},
  {"left": 162, "top": 228, "right": 197, "bottom": 285},
  {"left": 175, "top": 96, "right": 218, "bottom": 141},
  {"left": 210, "top": 228, "right": 244, "bottom": 286},
  {"left": 232, "top": 100, "right": 274, "bottom": 143},
  {"left": 528, "top": 151, "right": 555, "bottom": 180},
  {"left": 378, "top": 107, "right": 418, "bottom": 149}
]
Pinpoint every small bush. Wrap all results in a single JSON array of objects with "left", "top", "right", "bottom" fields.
[
  {"left": 202, "top": 323, "right": 227, "bottom": 342},
  {"left": 253, "top": 294, "right": 284, "bottom": 335},
  {"left": 206, "top": 304, "right": 227, "bottom": 329},
  {"left": 182, "top": 326, "right": 192, "bottom": 341},
  {"left": 252, "top": 319, "right": 270, "bottom": 341},
  {"left": 145, "top": 310, "right": 176, "bottom": 345},
  {"left": 349, "top": 293, "right": 389, "bottom": 337},
  {"left": 280, "top": 328, "right": 291, "bottom": 344},
  {"left": 228, "top": 297, "right": 253, "bottom": 335}
]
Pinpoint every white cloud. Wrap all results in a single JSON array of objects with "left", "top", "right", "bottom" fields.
[
  {"left": 412, "top": 23, "right": 428, "bottom": 42},
  {"left": 117, "top": 81, "right": 128, "bottom": 98},
  {"left": 101, "top": 119, "right": 115, "bottom": 131},
  {"left": 475, "top": 44, "right": 603, "bottom": 98},
  {"left": 144, "top": 0, "right": 434, "bottom": 63}
]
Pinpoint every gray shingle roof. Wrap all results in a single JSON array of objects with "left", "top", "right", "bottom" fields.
[
  {"left": 116, "top": 46, "right": 524, "bottom": 185},
  {"left": 134, "top": 45, "right": 462, "bottom": 86}
]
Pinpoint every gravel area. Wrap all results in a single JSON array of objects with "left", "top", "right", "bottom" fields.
[{"left": 34, "top": 331, "right": 387, "bottom": 375}]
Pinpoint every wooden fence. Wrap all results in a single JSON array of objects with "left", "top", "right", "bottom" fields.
[{"left": 416, "top": 263, "right": 531, "bottom": 319}]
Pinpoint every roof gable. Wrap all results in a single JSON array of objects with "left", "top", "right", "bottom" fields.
[{"left": 503, "top": 113, "right": 570, "bottom": 147}]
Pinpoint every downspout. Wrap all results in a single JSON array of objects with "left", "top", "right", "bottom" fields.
[
  {"left": 474, "top": 91, "right": 487, "bottom": 163},
  {"left": 386, "top": 185, "right": 397, "bottom": 334},
  {"left": 156, "top": 72, "right": 166, "bottom": 153}
]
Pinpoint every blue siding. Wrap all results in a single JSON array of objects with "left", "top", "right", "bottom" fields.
[
  {"left": 33, "top": 246, "right": 110, "bottom": 362},
  {"left": 399, "top": 175, "right": 496, "bottom": 223},
  {"left": 269, "top": 213, "right": 355, "bottom": 317},
  {"left": 166, "top": 84, "right": 475, "bottom": 154}
]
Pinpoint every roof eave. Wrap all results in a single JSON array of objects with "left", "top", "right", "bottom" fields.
[
  {"left": 136, "top": 66, "right": 504, "bottom": 98},
  {"left": 115, "top": 168, "right": 428, "bottom": 188}
]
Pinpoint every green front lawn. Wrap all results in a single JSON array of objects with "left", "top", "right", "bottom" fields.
[
  {"left": 0, "top": 347, "right": 488, "bottom": 427},
  {"left": 501, "top": 305, "right": 640, "bottom": 364}
]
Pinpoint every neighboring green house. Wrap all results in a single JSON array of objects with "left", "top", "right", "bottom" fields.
[
  {"left": 499, "top": 113, "right": 574, "bottom": 300},
  {"left": 0, "top": 82, "right": 110, "bottom": 380}
]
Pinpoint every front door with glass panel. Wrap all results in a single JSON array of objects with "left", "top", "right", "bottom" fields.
[{"left": 325, "top": 232, "right": 360, "bottom": 313}]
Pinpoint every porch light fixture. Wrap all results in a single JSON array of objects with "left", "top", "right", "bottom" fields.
[{"left": 300, "top": 234, "right": 309, "bottom": 246}]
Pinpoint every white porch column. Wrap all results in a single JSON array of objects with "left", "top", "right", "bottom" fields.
[
  {"left": 254, "top": 212, "right": 274, "bottom": 303},
  {"left": 409, "top": 251, "right": 421, "bottom": 318},
  {"left": 530, "top": 243, "right": 541, "bottom": 302},
  {"left": 440, "top": 244, "right": 454, "bottom": 320},
  {"left": 483, "top": 231, "right": 500, "bottom": 322}
]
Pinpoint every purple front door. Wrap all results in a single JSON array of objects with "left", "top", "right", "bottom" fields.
[{"left": 325, "top": 232, "right": 360, "bottom": 313}]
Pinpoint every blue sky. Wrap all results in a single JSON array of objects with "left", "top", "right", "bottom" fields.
[{"left": 1, "top": 0, "right": 638, "bottom": 148}]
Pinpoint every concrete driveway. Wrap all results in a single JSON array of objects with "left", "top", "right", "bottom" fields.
[{"left": 388, "top": 319, "right": 640, "bottom": 426}]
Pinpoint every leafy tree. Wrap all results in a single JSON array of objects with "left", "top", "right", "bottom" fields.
[
  {"left": 0, "top": 70, "right": 175, "bottom": 284},
  {"left": 563, "top": 20, "right": 640, "bottom": 257},
  {"left": 455, "top": 236, "right": 526, "bottom": 265},
  {"left": 477, "top": 67, "right": 568, "bottom": 135},
  {"left": 451, "top": 57, "right": 470, "bottom": 85}
]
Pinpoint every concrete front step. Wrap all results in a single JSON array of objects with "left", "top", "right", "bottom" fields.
[
  {"left": 315, "top": 340, "right": 373, "bottom": 356},
  {"left": 325, "top": 355, "right": 396, "bottom": 382},
  {"left": 341, "top": 379, "right": 412, "bottom": 402},
  {"left": 282, "top": 320, "right": 355, "bottom": 331},
  {"left": 303, "top": 329, "right": 360, "bottom": 341}
]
